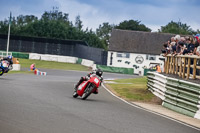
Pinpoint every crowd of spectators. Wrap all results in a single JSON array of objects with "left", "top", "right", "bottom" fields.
[{"left": 162, "top": 34, "right": 200, "bottom": 56}]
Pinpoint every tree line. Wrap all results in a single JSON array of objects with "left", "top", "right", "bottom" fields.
[{"left": 0, "top": 8, "right": 199, "bottom": 50}]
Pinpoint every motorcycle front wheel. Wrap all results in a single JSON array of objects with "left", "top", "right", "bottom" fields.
[
  {"left": 0, "top": 68, "right": 4, "bottom": 76},
  {"left": 81, "top": 84, "right": 94, "bottom": 100},
  {"left": 73, "top": 91, "right": 78, "bottom": 98}
]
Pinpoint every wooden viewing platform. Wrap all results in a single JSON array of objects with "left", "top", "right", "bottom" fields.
[{"left": 164, "top": 54, "right": 200, "bottom": 80}]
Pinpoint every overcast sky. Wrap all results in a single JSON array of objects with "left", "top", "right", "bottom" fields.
[{"left": 0, "top": 0, "right": 199, "bottom": 32}]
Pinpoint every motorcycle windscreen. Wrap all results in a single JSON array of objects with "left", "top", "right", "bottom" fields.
[{"left": 89, "top": 77, "right": 101, "bottom": 87}]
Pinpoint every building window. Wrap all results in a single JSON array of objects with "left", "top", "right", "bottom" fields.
[
  {"left": 110, "top": 53, "right": 113, "bottom": 65},
  {"left": 146, "top": 55, "right": 156, "bottom": 60},
  {"left": 117, "top": 52, "right": 130, "bottom": 58}
]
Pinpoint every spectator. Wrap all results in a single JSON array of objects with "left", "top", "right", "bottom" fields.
[
  {"left": 167, "top": 41, "right": 173, "bottom": 53},
  {"left": 187, "top": 37, "right": 195, "bottom": 55},
  {"left": 180, "top": 37, "right": 186, "bottom": 43},
  {"left": 171, "top": 35, "right": 180, "bottom": 55},
  {"left": 178, "top": 41, "right": 185, "bottom": 55},
  {"left": 16, "top": 58, "right": 20, "bottom": 64},
  {"left": 176, "top": 41, "right": 185, "bottom": 54},
  {"left": 161, "top": 42, "right": 170, "bottom": 56},
  {"left": 170, "top": 37, "right": 176, "bottom": 47},
  {"left": 171, "top": 37, "right": 175, "bottom": 42},
  {"left": 196, "top": 37, "right": 200, "bottom": 56},
  {"left": 30, "top": 63, "right": 36, "bottom": 71},
  {"left": 195, "top": 36, "right": 200, "bottom": 75},
  {"left": 156, "top": 65, "right": 161, "bottom": 73},
  {"left": 194, "top": 36, "right": 199, "bottom": 55},
  {"left": 196, "top": 45, "right": 200, "bottom": 56}
]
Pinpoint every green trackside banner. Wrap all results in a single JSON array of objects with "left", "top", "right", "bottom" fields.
[
  {"left": 96, "top": 65, "right": 134, "bottom": 75},
  {"left": 76, "top": 58, "right": 82, "bottom": 64},
  {"left": 12, "top": 52, "right": 29, "bottom": 59}
]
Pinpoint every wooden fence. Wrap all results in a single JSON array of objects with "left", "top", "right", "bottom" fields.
[{"left": 164, "top": 54, "right": 200, "bottom": 80}]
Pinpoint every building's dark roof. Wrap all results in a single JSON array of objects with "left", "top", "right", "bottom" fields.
[{"left": 109, "top": 29, "right": 176, "bottom": 55}]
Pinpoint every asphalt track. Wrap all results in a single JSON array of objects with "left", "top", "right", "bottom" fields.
[{"left": 0, "top": 69, "right": 199, "bottom": 133}]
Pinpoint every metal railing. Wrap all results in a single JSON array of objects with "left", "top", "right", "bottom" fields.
[
  {"left": 164, "top": 54, "right": 200, "bottom": 79},
  {"left": 147, "top": 72, "right": 200, "bottom": 119},
  {"left": 0, "top": 51, "right": 12, "bottom": 58}
]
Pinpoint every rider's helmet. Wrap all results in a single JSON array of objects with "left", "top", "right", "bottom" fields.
[
  {"left": 8, "top": 55, "right": 12, "bottom": 60},
  {"left": 96, "top": 69, "right": 103, "bottom": 77}
]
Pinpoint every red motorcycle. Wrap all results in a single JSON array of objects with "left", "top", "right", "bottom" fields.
[{"left": 73, "top": 75, "right": 102, "bottom": 100}]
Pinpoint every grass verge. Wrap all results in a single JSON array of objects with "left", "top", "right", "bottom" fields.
[
  {"left": 17, "top": 58, "right": 89, "bottom": 71},
  {"left": 105, "top": 77, "right": 160, "bottom": 103}
]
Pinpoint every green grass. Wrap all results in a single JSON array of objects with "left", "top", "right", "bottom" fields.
[
  {"left": 8, "top": 70, "right": 33, "bottom": 74},
  {"left": 18, "top": 58, "right": 89, "bottom": 71},
  {"left": 107, "top": 77, "right": 156, "bottom": 102}
]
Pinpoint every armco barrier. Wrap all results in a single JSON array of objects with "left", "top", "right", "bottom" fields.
[
  {"left": 96, "top": 64, "right": 134, "bottom": 75},
  {"left": 147, "top": 72, "right": 167, "bottom": 100},
  {"left": 57, "top": 56, "right": 77, "bottom": 64},
  {"left": 29, "top": 53, "right": 134, "bottom": 74},
  {"left": 29, "top": 53, "right": 78, "bottom": 64},
  {"left": 147, "top": 72, "right": 200, "bottom": 120},
  {"left": 29, "top": 53, "right": 41, "bottom": 60},
  {"left": 81, "top": 59, "right": 94, "bottom": 67},
  {"left": 0, "top": 51, "right": 12, "bottom": 57}
]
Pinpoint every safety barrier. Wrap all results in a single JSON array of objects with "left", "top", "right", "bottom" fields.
[
  {"left": 12, "top": 52, "right": 29, "bottom": 59},
  {"left": 0, "top": 51, "right": 12, "bottom": 57},
  {"left": 22, "top": 53, "right": 133, "bottom": 74},
  {"left": 29, "top": 53, "right": 95, "bottom": 68},
  {"left": 147, "top": 72, "right": 200, "bottom": 120},
  {"left": 29, "top": 53, "right": 78, "bottom": 64},
  {"left": 0, "top": 51, "right": 29, "bottom": 59},
  {"left": 29, "top": 53, "right": 41, "bottom": 60},
  {"left": 81, "top": 59, "right": 94, "bottom": 67},
  {"left": 96, "top": 64, "right": 134, "bottom": 74},
  {"left": 147, "top": 72, "right": 167, "bottom": 100}
]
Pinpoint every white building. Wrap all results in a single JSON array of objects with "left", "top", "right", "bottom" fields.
[{"left": 107, "top": 29, "right": 174, "bottom": 75}]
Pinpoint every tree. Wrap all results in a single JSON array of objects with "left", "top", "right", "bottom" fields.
[
  {"left": 0, "top": 8, "right": 105, "bottom": 49},
  {"left": 195, "top": 29, "right": 200, "bottom": 34},
  {"left": 115, "top": 19, "right": 151, "bottom": 32},
  {"left": 83, "top": 29, "right": 104, "bottom": 49},
  {"left": 159, "top": 21, "right": 195, "bottom": 35},
  {"left": 75, "top": 15, "right": 83, "bottom": 31},
  {"left": 96, "top": 22, "right": 114, "bottom": 50}
]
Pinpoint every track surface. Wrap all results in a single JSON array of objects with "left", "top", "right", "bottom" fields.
[{"left": 0, "top": 69, "right": 199, "bottom": 133}]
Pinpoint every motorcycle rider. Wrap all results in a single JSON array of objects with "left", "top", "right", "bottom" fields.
[
  {"left": 0, "top": 55, "right": 13, "bottom": 72},
  {"left": 74, "top": 69, "right": 103, "bottom": 94},
  {"left": 1, "top": 55, "right": 13, "bottom": 65}
]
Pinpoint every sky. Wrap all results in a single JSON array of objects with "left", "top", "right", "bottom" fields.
[{"left": 0, "top": 0, "right": 199, "bottom": 32}]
